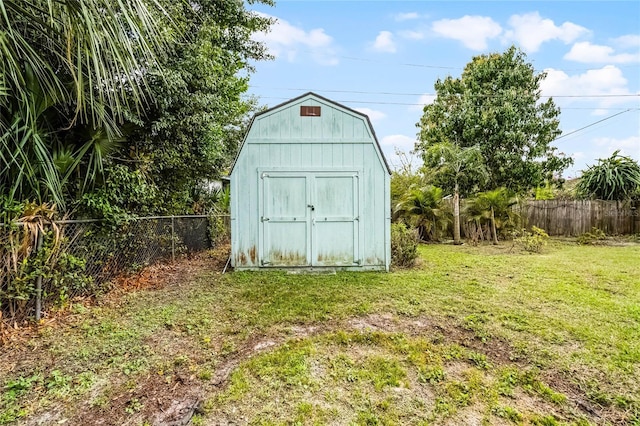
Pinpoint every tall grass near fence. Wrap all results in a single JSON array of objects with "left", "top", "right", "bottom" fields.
[{"left": 1, "top": 215, "right": 229, "bottom": 324}]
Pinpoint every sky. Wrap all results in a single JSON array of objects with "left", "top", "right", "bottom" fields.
[{"left": 243, "top": 0, "right": 640, "bottom": 178}]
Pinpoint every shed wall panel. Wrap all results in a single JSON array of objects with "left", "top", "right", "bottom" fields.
[{"left": 231, "top": 94, "right": 389, "bottom": 270}]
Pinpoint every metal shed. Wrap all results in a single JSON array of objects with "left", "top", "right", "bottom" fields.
[{"left": 229, "top": 92, "right": 391, "bottom": 271}]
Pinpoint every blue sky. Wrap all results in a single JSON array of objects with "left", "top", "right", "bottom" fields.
[{"left": 244, "top": 1, "right": 640, "bottom": 178}]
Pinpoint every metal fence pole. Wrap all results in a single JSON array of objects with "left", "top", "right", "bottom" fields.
[
  {"left": 34, "top": 228, "right": 44, "bottom": 321},
  {"left": 171, "top": 216, "right": 175, "bottom": 263}
]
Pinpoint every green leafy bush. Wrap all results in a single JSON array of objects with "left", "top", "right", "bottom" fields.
[
  {"left": 391, "top": 223, "right": 419, "bottom": 268},
  {"left": 577, "top": 227, "right": 607, "bottom": 245},
  {"left": 514, "top": 226, "right": 549, "bottom": 253}
]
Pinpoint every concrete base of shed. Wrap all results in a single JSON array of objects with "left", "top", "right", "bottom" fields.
[{"left": 232, "top": 265, "right": 388, "bottom": 272}]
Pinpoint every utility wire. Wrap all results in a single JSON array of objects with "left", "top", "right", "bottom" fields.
[
  {"left": 554, "top": 109, "right": 636, "bottom": 141},
  {"left": 242, "top": 95, "right": 640, "bottom": 110},
  {"left": 249, "top": 86, "right": 640, "bottom": 99},
  {"left": 294, "top": 49, "right": 640, "bottom": 73}
]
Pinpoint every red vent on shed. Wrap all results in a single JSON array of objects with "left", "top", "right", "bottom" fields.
[{"left": 300, "top": 106, "right": 321, "bottom": 117}]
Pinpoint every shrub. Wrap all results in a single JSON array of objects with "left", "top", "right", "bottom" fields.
[
  {"left": 391, "top": 223, "right": 419, "bottom": 268},
  {"left": 577, "top": 227, "right": 607, "bottom": 245},
  {"left": 514, "top": 226, "right": 549, "bottom": 253}
]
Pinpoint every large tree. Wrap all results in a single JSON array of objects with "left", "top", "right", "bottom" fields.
[
  {"left": 416, "top": 46, "right": 572, "bottom": 194},
  {"left": 0, "top": 0, "right": 173, "bottom": 210},
  {"left": 1, "top": 0, "right": 274, "bottom": 218},
  {"left": 115, "top": 0, "right": 273, "bottom": 214}
]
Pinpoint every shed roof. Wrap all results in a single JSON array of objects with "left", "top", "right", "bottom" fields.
[{"left": 230, "top": 92, "right": 391, "bottom": 175}]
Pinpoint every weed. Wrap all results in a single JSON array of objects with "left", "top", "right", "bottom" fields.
[
  {"left": 390, "top": 223, "right": 419, "bottom": 268},
  {"left": 197, "top": 369, "right": 212, "bottom": 381},
  {"left": 46, "top": 370, "right": 72, "bottom": 397},
  {"left": 468, "top": 351, "right": 491, "bottom": 369},
  {"left": 361, "top": 356, "right": 407, "bottom": 391},
  {"left": 247, "top": 340, "right": 315, "bottom": 388},
  {"left": 492, "top": 405, "right": 523, "bottom": 422},
  {"left": 496, "top": 367, "right": 520, "bottom": 397},
  {"left": 577, "top": 227, "right": 607, "bottom": 245},
  {"left": 418, "top": 366, "right": 446, "bottom": 384},
  {"left": 124, "top": 398, "right": 143, "bottom": 415},
  {"left": 462, "top": 314, "right": 491, "bottom": 342},
  {"left": 514, "top": 226, "right": 549, "bottom": 253},
  {"left": 519, "top": 370, "right": 566, "bottom": 405},
  {"left": 531, "top": 414, "right": 560, "bottom": 425}
]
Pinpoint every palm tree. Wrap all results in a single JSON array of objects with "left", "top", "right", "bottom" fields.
[
  {"left": 394, "top": 185, "right": 450, "bottom": 241},
  {"left": 466, "top": 188, "right": 518, "bottom": 244},
  {"left": 0, "top": 0, "right": 172, "bottom": 210},
  {"left": 423, "top": 142, "right": 487, "bottom": 244}
]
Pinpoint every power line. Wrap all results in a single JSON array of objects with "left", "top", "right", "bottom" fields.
[
  {"left": 554, "top": 109, "right": 636, "bottom": 141},
  {"left": 294, "top": 49, "right": 640, "bottom": 74},
  {"left": 243, "top": 95, "right": 640, "bottom": 110},
  {"left": 249, "top": 86, "right": 640, "bottom": 99}
]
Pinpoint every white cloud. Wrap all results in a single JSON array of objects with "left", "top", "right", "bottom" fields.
[
  {"left": 354, "top": 107, "right": 387, "bottom": 123},
  {"left": 594, "top": 136, "right": 640, "bottom": 160},
  {"left": 540, "top": 65, "right": 633, "bottom": 112},
  {"left": 504, "top": 12, "right": 589, "bottom": 53},
  {"left": 252, "top": 13, "right": 339, "bottom": 65},
  {"left": 564, "top": 41, "right": 640, "bottom": 63},
  {"left": 372, "top": 31, "right": 397, "bottom": 53},
  {"left": 380, "top": 135, "right": 422, "bottom": 171},
  {"left": 395, "top": 12, "right": 420, "bottom": 21},
  {"left": 409, "top": 93, "right": 436, "bottom": 111},
  {"left": 432, "top": 16, "right": 502, "bottom": 51},
  {"left": 381, "top": 134, "right": 416, "bottom": 148},
  {"left": 399, "top": 30, "right": 426, "bottom": 40},
  {"left": 612, "top": 34, "right": 640, "bottom": 49}
]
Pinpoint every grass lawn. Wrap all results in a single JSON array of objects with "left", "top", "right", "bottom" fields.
[{"left": 0, "top": 240, "right": 638, "bottom": 425}]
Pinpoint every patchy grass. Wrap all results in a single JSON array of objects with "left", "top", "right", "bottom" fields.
[{"left": 0, "top": 240, "right": 638, "bottom": 425}]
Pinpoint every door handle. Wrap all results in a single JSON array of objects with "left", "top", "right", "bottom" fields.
[{"left": 307, "top": 204, "right": 315, "bottom": 211}]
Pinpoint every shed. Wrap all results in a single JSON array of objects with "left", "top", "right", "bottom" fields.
[{"left": 229, "top": 92, "right": 391, "bottom": 271}]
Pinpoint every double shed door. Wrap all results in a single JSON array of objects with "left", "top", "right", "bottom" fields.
[{"left": 259, "top": 170, "right": 362, "bottom": 267}]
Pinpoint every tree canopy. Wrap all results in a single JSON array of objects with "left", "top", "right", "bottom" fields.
[
  {"left": 1, "top": 0, "right": 274, "bottom": 218},
  {"left": 0, "top": 0, "right": 173, "bottom": 209},
  {"left": 416, "top": 46, "right": 572, "bottom": 194},
  {"left": 109, "top": 0, "right": 273, "bottom": 215}
]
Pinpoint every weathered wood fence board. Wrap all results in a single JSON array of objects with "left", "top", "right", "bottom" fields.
[
  {"left": 447, "top": 199, "right": 639, "bottom": 236},
  {"left": 517, "top": 200, "right": 638, "bottom": 236}
]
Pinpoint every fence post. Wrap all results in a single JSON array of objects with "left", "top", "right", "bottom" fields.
[
  {"left": 34, "top": 228, "right": 44, "bottom": 321},
  {"left": 171, "top": 216, "right": 175, "bottom": 263}
]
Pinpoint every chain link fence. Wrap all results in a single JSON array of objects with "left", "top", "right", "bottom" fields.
[{"left": 1, "top": 215, "right": 229, "bottom": 323}]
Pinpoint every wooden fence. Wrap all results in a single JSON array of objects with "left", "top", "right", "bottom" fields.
[{"left": 516, "top": 200, "right": 639, "bottom": 236}]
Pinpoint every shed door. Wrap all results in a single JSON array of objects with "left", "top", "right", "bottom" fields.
[
  {"left": 261, "top": 174, "right": 311, "bottom": 266},
  {"left": 312, "top": 174, "right": 359, "bottom": 266},
  {"left": 260, "top": 171, "right": 360, "bottom": 267}
]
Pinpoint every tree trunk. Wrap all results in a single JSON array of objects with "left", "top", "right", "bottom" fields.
[
  {"left": 491, "top": 206, "right": 498, "bottom": 245},
  {"left": 453, "top": 183, "right": 461, "bottom": 245}
]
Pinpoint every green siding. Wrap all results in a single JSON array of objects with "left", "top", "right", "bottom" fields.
[{"left": 231, "top": 93, "right": 390, "bottom": 271}]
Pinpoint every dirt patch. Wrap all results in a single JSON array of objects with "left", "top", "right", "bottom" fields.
[{"left": 66, "top": 371, "right": 203, "bottom": 426}]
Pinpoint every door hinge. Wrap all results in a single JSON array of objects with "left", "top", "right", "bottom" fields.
[
  {"left": 261, "top": 216, "right": 270, "bottom": 222},
  {"left": 261, "top": 172, "right": 269, "bottom": 179},
  {"left": 354, "top": 216, "right": 360, "bottom": 221},
  {"left": 354, "top": 259, "right": 362, "bottom": 265},
  {"left": 261, "top": 259, "right": 271, "bottom": 266}
]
